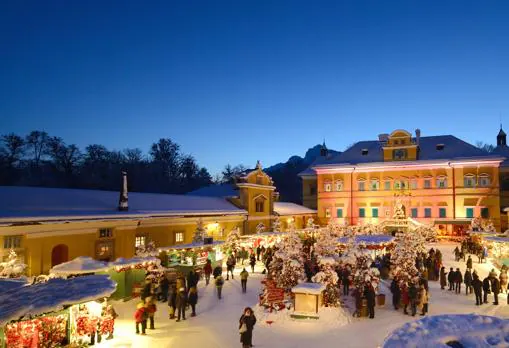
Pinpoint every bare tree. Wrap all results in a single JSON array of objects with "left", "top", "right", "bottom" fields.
[
  {"left": 0, "top": 133, "right": 25, "bottom": 167},
  {"left": 476, "top": 141, "right": 495, "bottom": 153},
  {"left": 25, "top": 131, "right": 49, "bottom": 167}
]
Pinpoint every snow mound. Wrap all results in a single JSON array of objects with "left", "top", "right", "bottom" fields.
[
  {"left": 292, "top": 282, "right": 326, "bottom": 295},
  {"left": 0, "top": 274, "right": 116, "bottom": 325},
  {"left": 383, "top": 314, "right": 509, "bottom": 348},
  {"left": 50, "top": 256, "right": 110, "bottom": 275}
]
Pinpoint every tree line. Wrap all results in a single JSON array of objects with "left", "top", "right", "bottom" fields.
[{"left": 0, "top": 131, "right": 239, "bottom": 194}]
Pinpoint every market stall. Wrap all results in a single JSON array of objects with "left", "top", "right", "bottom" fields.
[
  {"left": 337, "top": 235, "right": 395, "bottom": 252},
  {"left": 483, "top": 236, "right": 509, "bottom": 267},
  {"left": 0, "top": 274, "right": 116, "bottom": 347},
  {"left": 109, "top": 257, "right": 162, "bottom": 300},
  {"left": 240, "top": 231, "right": 286, "bottom": 249},
  {"left": 49, "top": 256, "right": 110, "bottom": 277},
  {"left": 158, "top": 241, "right": 224, "bottom": 276}
]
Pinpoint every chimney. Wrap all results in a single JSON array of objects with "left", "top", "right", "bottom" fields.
[
  {"left": 118, "top": 171, "right": 128, "bottom": 211},
  {"left": 415, "top": 129, "right": 421, "bottom": 145}
]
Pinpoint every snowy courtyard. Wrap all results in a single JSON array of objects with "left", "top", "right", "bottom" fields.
[{"left": 90, "top": 242, "right": 509, "bottom": 348}]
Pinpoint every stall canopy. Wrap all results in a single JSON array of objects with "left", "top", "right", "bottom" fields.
[
  {"left": 0, "top": 275, "right": 116, "bottom": 326},
  {"left": 0, "top": 278, "right": 28, "bottom": 292},
  {"left": 110, "top": 257, "right": 160, "bottom": 270},
  {"left": 337, "top": 235, "right": 395, "bottom": 248},
  {"left": 484, "top": 236, "right": 509, "bottom": 243},
  {"left": 50, "top": 256, "right": 110, "bottom": 276},
  {"left": 158, "top": 240, "right": 224, "bottom": 252}
]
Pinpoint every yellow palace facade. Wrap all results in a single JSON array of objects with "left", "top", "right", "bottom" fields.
[
  {"left": 0, "top": 164, "right": 316, "bottom": 276},
  {"left": 300, "top": 129, "right": 507, "bottom": 234}
]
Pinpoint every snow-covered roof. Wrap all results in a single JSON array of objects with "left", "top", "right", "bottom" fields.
[
  {"left": 292, "top": 282, "right": 326, "bottom": 295},
  {"left": 273, "top": 202, "right": 317, "bottom": 216},
  {"left": 0, "top": 186, "right": 247, "bottom": 223},
  {"left": 111, "top": 256, "right": 160, "bottom": 268},
  {"left": 337, "top": 235, "right": 395, "bottom": 246},
  {"left": 0, "top": 277, "right": 28, "bottom": 292},
  {"left": 158, "top": 240, "right": 224, "bottom": 252},
  {"left": 383, "top": 314, "right": 509, "bottom": 348},
  {"left": 186, "top": 183, "right": 239, "bottom": 198},
  {"left": 484, "top": 236, "right": 509, "bottom": 243},
  {"left": 0, "top": 275, "right": 116, "bottom": 326},
  {"left": 50, "top": 256, "right": 110, "bottom": 275}
]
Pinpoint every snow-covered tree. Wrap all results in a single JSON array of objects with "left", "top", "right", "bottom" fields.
[
  {"left": 306, "top": 217, "right": 316, "bottom": 230},
  {"left": 314, "top": 227, "right": 338, "bottom": 258},
  {"left": 270, "top": 231, "right": 305, "bottom": 290},
  {"left": 351, "top": 249, "right": 380, "bottom": 292},
  {"left": 135, "top": 241, "right": 159, "bottom": 257},
  {"left": 0, "top": 250, "right": 27, "bottom": 278},
  {"left": 312, "top": 257, "right": 339, "bottom": 306},
  {"left": 222, "top": 227, "right": 241, "bottom": 253},
  {"left": 272, "top": 216, "right": 282, "bottom": 232},
  {"left": 327, "top": 219, "right": 344, "bottom": 237},
  {"left": 414, "top": 224, "right": 438, "bottom": 242},
  {"left": 390, "top": 231, "right": 426, "bottom": 283},
  {"left": 256, "top": 223, "right": 265, "bottom": 234},
  {"left": 287, "top": 218, "right": 296, "bottom": 233},
  {"left": 192, "top": 218, "right": 207, "bottom": 244}
]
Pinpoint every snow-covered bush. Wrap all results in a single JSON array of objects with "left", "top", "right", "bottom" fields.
[
  {"left": 222, "top": 227, "right": 241, "bottom": 253},
  {"left": 0, "top": 250, "right": 27, "bottom": 278},
  {"left": 413, "top": 224, "right": 438, "bottom": 242},
  {"left": 270, "top": 231, "right": 305, "bottom": 290},
  {"left": 314, "top": 227, "right": 338, "bottom": 258},
  {"left": 272, "top": 216, "right": 282, "bottom": 232},
  {"left": 312, "top": 257, "right": 339, "bottom": 306},
  {"left": 390, "top": 231, "right": 426, "bottom": 283}
]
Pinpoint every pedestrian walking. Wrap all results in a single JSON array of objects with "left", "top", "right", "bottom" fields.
[
  {"left": 134, "top": 302, "right": 148, "bottom": 335},
  {"left": 482, "top": 276, "right": 491, "bottom": 304},
  {"left": 145, "top": 297, "right": 157, "bottom": 330},
  {"left": 342, "top": 267, "right": 351, "bottom": 296},
  {"left": 447, "top": 267, "right": 454, "bottom": 291},
  {"left": 176, "top": 285, "right": 187, "bottom": 322},
  {"left": 390, "top": 279, "right": 401, "bottom": 310},
  {"left": 188, "top": 286, "right": 198, "bottom": 317},
  {"left": 239, "top": 307, "right": 257, "bottom": 348},
  {"left": 227, "top": 254, "right": 236, "bottom": 280},
  {"left": 491, "top": 276, "right": 500, "bottom": 305},
  {"left": 401, "top": 283, "right": 410, "bottom": 315},
  {"left": 440, "top": 267, "right": 447, "bottom": 290},
  {"left": 418, "top": 284, "right": 429, "bottom": 316},
  {"left": 472, "top": 274, "right": 483, "bottom": 305},
  {"left": 464, "top": 269, "right": 473, "bottom": 295},
  {"left": 499, "top": 269, "right": 508, "bottom": 294},
  {"left": 365, "top": 283, "right": 376, "bottom": 319},
  {"left": 409, "top": 282, "right": 418, "bottom": 316},
  {"left": 213, "top": 264, "right": 223, "bottom": 279},
  {"left": 454, "top": 268, "right": 463, "bottom": 294},
  {"left": 204, "top": 259, "right": 212, "bottom": 285},
  {"left": 240, "top": 268, "right": 249, "bottom": 293},
  {"left": 168, "top": 282, "right": 177, "bottom": 319},
  {"left": 216, "top": 274, "right": 225, "bottom": 299},
  {"left": 466, "top": 256, "right": 473, "bottom": 270},
  {"left": 249, "top": 253, "right": 256, "bottom": 273}
]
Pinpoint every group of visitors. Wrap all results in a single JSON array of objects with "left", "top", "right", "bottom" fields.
[{"left": 390, "top": 277, "right": 430, "bottom": 317}]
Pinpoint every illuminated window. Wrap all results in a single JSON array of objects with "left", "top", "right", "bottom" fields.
[
  {"left": 3, "top": 235, "right": 22, "bottom": 249},
  {"left": 99, "top": 228, "right": 113, "bottom": 238},
  {"left": 175, "top": 232, "right": 184, "bottom": 243},
  {"left": 325, "top": 208, "right": 331, "bottom": 218},
  {"left": 370, "top": 179, "right": 379, "bottom": 191},
  {"left": 335, "top": 180, "right": 343, "bottom": 191},
  {"left": 466, "top": 208, "right": 474, "bottom": 218},
  {"left": 436, "top": 177, "right": 447, "bottom": 189},
  {"left": 464, "top": 174, "right": 476, "bottom": 188},
  {"left": 324, "top": 181, "right": 332, "bottom": 192},
  {"left": 359, "top": 208, "right": 365, "bottom": 218},
  {"left": 400, "top": 180, "right": 408, "bottom": 190},
  {"left": 96, "top": 240, "right": 114, "bottom": 261},
  {"left": 394, "top": 181, "right": 401, "bottom": 190},
  {"left": 372, "top": 208, "right": 378, "bottom": 218},
  {"left": 479, "top": 174, "right": 490, "bottom": 187},
  {"left": 135, "top": 236, "right": 146, "bottom": 248}
]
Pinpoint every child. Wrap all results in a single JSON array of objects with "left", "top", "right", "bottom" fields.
[
  {"left": 134, "top": 302, "right": 148, "bottom": 335},
  {"left": 215, "top": 274, "right": 225, "bottom": 299},
  {"left": 188, "top": 286, "right": 198, "bottom": 317},
  {"left": 145, "top": 297, "right": 157, "bottom": 330}
]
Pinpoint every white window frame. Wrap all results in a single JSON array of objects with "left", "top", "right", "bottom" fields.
[
  {"left": 464, "top": 174, "right": 476, "bottom": 188},
  {"left": 135, "top": 235, "right": 146, "bottom": 248},
  {"left": 3, "top": 235, "right": 22, "bottom": 249},
  {"left": 175, "top": 231, "right": 184, "bottom": 243},
  {"left": 436, "top": 176, "right": 447, "bottom": 189},
  {"left": 358, "top": 181, "right": 366, "bottom": 191},
  {"left": 370, "top": 179, "right": 379, "bottom": 191},
  {"left": 324, "top": 181, "right": 332, "bottom": 192},
  {"left": 334, "top": 180, "right": 343, "bottom": 192},
  {"left": 479, "top": 174, "right": 490, "bottom": 187}
]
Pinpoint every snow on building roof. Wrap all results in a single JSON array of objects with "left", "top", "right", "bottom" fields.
[
  {"left": 300, "top": 135, "right": 504, "bottom": 175},
  {"left": 292, "top": 282, "right": 326, "bottom": 295},
  {"left": 0, "top": 186, "right": 247, "bottom": 223},
  {"left": 110, "top": 256, "right": 160, "bottom": 268},
  {"left": 158, "top": 240, "right": 224, "bottom": 252},
  {"left": 186, "top": 183, "right": 239, "bottom": 198},
  {"left": 383, "top": 314, "right": 509, "bottom": 348},
  {"left": 0, "top": 274, "right": 116, "bottom": 326},
  {"left": 50, "top": 256, "right": 110, "bottom": 275},
  {"left": 484, "top": 236, "right": 509, "bottom": 243},
  {"left": 273, "top": 202, "right": 317, "bottom": 216},
  {"left": 0, "top": 277, "right": 28, "bottom": 292},
  {"left": 337, "top": 235, "right": 395, "bottom": 246}
]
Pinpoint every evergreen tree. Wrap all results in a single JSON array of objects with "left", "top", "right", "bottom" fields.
[
  {"left": 272, "top": 216, "right": 282, "bottom": 232},
  {"left": 192, "top": 218, "right": 207, "bottom": 244},
  {"left": 0, "top": 250, "right": 27, "bottom": 278},
  {"left": 390, "top": 231, "right": 426, "bottom": 283},
  {"left": 270, "top": 231, "right": 305, "bottom": 289},
  {"left": 222, "top": 227, "right": 241, "bottom": 253},
  {"left": 312, "top": 257, "right": 339, "bottom": 306}
]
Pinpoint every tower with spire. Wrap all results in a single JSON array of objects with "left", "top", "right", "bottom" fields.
[
  {"left": 320, "top": 140, "right": 329, "bottom": 157},
  {"left": 497, "top": 124, "right": 507, "bottom": 147}
]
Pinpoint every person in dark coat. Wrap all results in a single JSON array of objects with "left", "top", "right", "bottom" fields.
[
  {"left": 439, "top": 267, "right": 447, "bottom": 290},
  {"left": 203, "top": 259, "right": 213, "bottom": 285},
  {"left": 213, "top": 264, "right": 222, "bottom": 279},
  {"left": 187, "top": 269, "right": 199, "bottom": 290},
  {"left": 482, "top": 276, "right": 491, "bottom": 304},
  {"left": 342, "top": 268, "right": 351, "bottom": 296},
  {"left": 239, "top": 307, "right": 257, "bottom": 348},
  {"left": 401, "top": 284, "right": 410, "bottom": 315},
  {"left": 175, "top": 286, "right": 187, "bottom": 322},
  {"left": 454, "top": 268, "right": 463, "bottom": 294},
  {"left": 466, "top": 256, "right": 473, "bottom": 270},
  {"left": 249, "top": 253, "right": 256, "bottom": 273},
  {"left": 159, "top": 277, "right": 169, "bottom": 302},
  {"left": 447, "top": 267, "right": 455, "bottom": 291},
  {"left": 390, "top": 279, "right": 401, "bottom": 310},
  {"left": 408, "top": 282, "right": 418, "bottom": 316},
  {"left": 364, "top": 283, "right": 376, "bottom": 319},
  {"left": 491, "top": 276, "right": 500, "bottom": 305},
  {"left": 141, "top": 279, "right": 152, "bottom": 302},
  {"left": 472, "top": 274, "right": 483, "bottom": 305},
  {"left": 188, "top": 286, "right": 198, "bottom": 317},
  {"left": 168, "top": 283, "right": 177, "bottom": 319},
  {"left": 256, "top": 246, "right": 261, "bottom": 261},
  {"left": 464, "top": 269, "right": 473, "bottom": 295}
]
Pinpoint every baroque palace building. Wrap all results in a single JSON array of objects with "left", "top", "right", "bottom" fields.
[
  {"left": 300, "top": 129, "right": 508, "bottom": 235},
  {"left": 0, "top": 163, "right": 315, "bottom": 275}
]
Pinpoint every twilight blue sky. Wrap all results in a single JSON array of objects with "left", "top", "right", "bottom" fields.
[{"left": 1, "top": 1, "right": 509, "bottom": 175}]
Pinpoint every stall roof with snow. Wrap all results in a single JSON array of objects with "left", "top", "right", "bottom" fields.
[
  {"left": 273, "top": 202, "right": 317, "bottom": 216},
  {"left": 158, "top": 240, "right": 224, "bottom": 252},
  {"left": 0, "top": 278, "right": 28, "bottom": 292},
  {"left": 383, "top": 314, "right": 509, "bottom": 348},
  {"left": 337, "top": 235, "right": 395, "bottom": 246},
  {"left": 110, "top": 256, "right": 160, "bottom": 268},
  {"left": 0, "top": 186, "right": 247, "bottom": 224},
  {"left": 50, "top": 256, "right": 110, "bottom": 275},
  {"left": 0, "top": 274, "right": 116, "bottom": 326},
  {"left": 291, "top": 282, "right": 326, "bottom": 295},
  {"left": 484, "top": 236, "right": 509, "bottom": 243}
]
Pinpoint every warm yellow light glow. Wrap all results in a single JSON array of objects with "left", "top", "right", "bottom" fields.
[
  {"left": 287, "top": 218, "right": 294, "bottom": 223},
  {"left": 207, "top": 222, "right": 219, "bottom": 230}
]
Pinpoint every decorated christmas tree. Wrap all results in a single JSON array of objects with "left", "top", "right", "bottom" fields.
[
  {"left": 192, "top": 218, "right": 207, "bottom": 244},
  {"left": 413, "top": 224, "right": 438, "bottom": 242},
  {"left": 351, "top": 249, "right": 380, "bottom": 292},
  {"left": 0, "top": 250, "right": 27, "bottom": 278},
  {"left": 222, "top": 227, "right": 241, "bottom": 254},
  {"left": 306, "top": 217, "right": 316, "bottom": 230},
  {"left": 312, "top": 257, "right": 339, "bottom": 306},
  {"left": 135, "top": 241, "right": 159, "bottom": 257},
  {"left": 314, "top": 226, "right": 338, "bottom": 258},
  {"left": 390, "top": 231, "right": 426, "bottom": 283},
  {"left": 272, "top": 216, "right": 282, "bottom": 232},
  {"left": 270, "top": 231, "right": 305, "bottom": 289},
  {"left": 256, "top": 223, "right": 265, "bottom": 234},
  {"left": 326, "top": 219, "right": 344, "bottom": 237}
]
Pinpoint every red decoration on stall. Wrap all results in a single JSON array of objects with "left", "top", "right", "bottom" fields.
[{"left": 5, "top": 315, "right": 67, "bottom": 348}]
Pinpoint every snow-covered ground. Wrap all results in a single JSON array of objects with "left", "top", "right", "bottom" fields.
[{"left": 95, "top": 242, "right": 509, "bottom": 348}]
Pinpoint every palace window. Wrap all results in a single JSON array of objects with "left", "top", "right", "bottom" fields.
[
  {"left": 336, "top": 208, "right": 343, "bottom": 218},
  {"left": 400, "top": 180, "right": 408, "bottom": 190},
  {"left": 411, "top": 208, "right": 418, "bottom": 218},
  {"left": 3, "top": 235, "right": 22, "bottom": 249},
  {"left": 384, "top": 181, "right": 391, "bottom": 191},
  {"left": 436, "top": 176, "right": 447, "bottom": 189},
  {"left": 424, "top": 179, "right": 432, "bottom": 189},
  {"left": 96, "top": 240, "right": 114, "bottom": 262},
  {"left": 439, "top": 208, "right": 446, "bottom": 218},
  {"left": 335, "top": 180, "right": 343, "bottom": 191},
  {"left": 392, "top": 149, "right": 408, "bottom": 160},
  {"left": 255, "top": 200, "right": 264, "bottom": 213},
  {"left": 424, "top": 208, "right": 432, "bottom": 218},
  {"left": 99, "top": 228, "right": 113, "bottom": 238},
  {"left": 481, "top": 207, "right": 489, "bottom": 218},
  {"left": 325, "top": 208, "right": 331, "bottom": 218},
  {"left": 479, "top": 174, "right": 490, "bottom": 187},
  {"left": 358, "top": 181, "right": 366, "bottom": 191},
  {"left": 135, "top": 235, "right": 146, "bottom": 248},
  {"left": 324, "top": 181, "right": 332, "bottom": 192},
  {"left": 394, "top": 181, "right": 401, "bottom": 190},
  {"left": 372, "top": 208, "right": 379, "bottom": 218},
  {"left": 466, "top": 208, "right": 474, "bottom": 218},
  {"left": 359, "top": 208, "right": 365, "bottom": 218},
  {"left": 370, "top": 179, "right": 379, "bottom": 191},
  {"left": 464, "top": 174, "right": 476, "bottom": 188},
  {"left": 175, "top": 231, "right": 184, "bottom": 243},
  {"left": 410, "top": 179, "right": 418, "bottom": 190}
]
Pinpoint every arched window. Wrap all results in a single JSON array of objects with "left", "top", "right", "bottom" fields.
[
  {"left": 464, "top": 174, "right": 476, "bottom": 188},
  {"left": 334, "top": 180, "right": 343, "bottom": 192},
  {"left": 436, "top": 175, "right": 447, "bottom": 189},
  {"left": 479, "top": 173, "right": 490, "bottom": 187},
  {"left": 51, "top": 244, "right": 69, "bottom": 267},
  {"left": 370, "top": 178, "right": 379, "bottom": 191},
  {"left": 324, "top": 180, "right": 332, "bottom": 192},
  {"left": 358, "top": 178, "right": 366, "bottom": 191}
]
